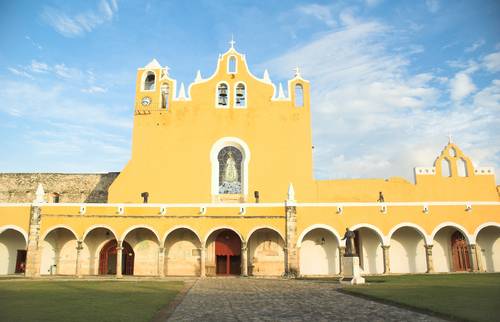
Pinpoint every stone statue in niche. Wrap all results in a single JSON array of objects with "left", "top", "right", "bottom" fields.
[{"left": 223, "top": 152, "right": 239, "bottom": 183}]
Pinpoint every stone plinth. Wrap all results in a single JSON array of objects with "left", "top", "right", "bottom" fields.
[{"left": 340, "top": 256, "right": 365, "bottom": 285}]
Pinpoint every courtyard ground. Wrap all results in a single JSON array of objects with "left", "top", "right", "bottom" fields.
[
  {"left": 0, "top": 279, "right": 184, "bottom": 322},
  {"left": 343, "top": 273, "right": 500, "bottom": 322}
]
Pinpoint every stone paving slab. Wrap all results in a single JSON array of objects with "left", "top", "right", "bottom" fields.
[{"left": 167, "top": 278, "right": 445, "bottom": 322}]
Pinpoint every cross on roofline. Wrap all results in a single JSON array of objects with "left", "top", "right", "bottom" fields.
[
  {"left": 293, "top": 66, "right": 301, "bottom": 77},
  {"left": 229, "top": 35, "right": 236, "bottom": 49},
  {"left": 448, "top": 134, "right": 453, "bottom": 144}
]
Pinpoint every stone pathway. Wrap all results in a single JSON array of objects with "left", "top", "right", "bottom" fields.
[{"left": 167, "top": 278, "right": 445, "bottom": 321}]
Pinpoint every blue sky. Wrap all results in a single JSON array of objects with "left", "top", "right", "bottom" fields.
[{"left": 0, "top": 0, "right": 499, "bottom": 183}]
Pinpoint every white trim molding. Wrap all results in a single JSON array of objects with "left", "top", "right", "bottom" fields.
[
  {"left": 203, "top": 226, "right": 244, "bottom": 246},
  {"left": 120, "top": 225, "right": 161, "bottom": 245},
  {"left": 41, "top": 225, "right": 79, "bottom": 241},
  {"left": 473, "top": 222, "right": 500, "bottom": 242},
  {"left": 247, "top": 225, "right": 285, "bottom": 242},
  {"left": 82, "top": 224, "right": 119, "bottom": 241},
  {"left": 0, "top": 225, "right": 29, "bottom": 244},
  {"left": 430, "top": 222, "right": 472, "bottom": 244},
  {"left": 297, "top": 224, "right": 342, "bottom": 247},
  {"left": 349, "top": 223, "right": 388, "bottom": 246},
  {"left": 162, "top": 225, "right": 202, "bottom": 246},
  {"left": 387, "top": 222, "right": 431, "bottom": 245}
]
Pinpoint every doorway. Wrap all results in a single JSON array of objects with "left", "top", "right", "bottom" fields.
[
  {"left": 451, "top": 231, "right": 470, "bottom": 271},
  {"left": 215, "top": 230, "right": 241, "bottom": 275},
  {"left": 99, "top": 240, "right": 134, "bottom": 275}
]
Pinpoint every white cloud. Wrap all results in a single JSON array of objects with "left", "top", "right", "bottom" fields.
[
  {"left": 483, "top": 52, "right": 500, "bottom": 72},
  {"left": 365, "top": 0, "right": 383, "bottom": 7},
  {"left": 30, "top": 60, "right": 49, "bottom": 73},
  {"left": 425, "top": 0, "right": 440, "bottom": 13},
  {"left": 450, "top": 72, "right": 476, "bottom": 101},
  {"left": 474, "top": 79, "right": 500, "bottom": 110},
  {"left": 41, "top": 0, "right": 118, "bottom": 37},
  {"left": 7, "top": 67, "right": 34, "bottom": 79},
  {"left": 54, "top": 63, "right": 82, "bottom": 79},
  {"left": 261, "top": 15, "right": 499, "bottom": 182},
  {"left": 81, "top": 86, "right": 108, "bottom": 93},
  {"left": 465, "top": 39, "right": 485, "bottom": 53},
  {"left": 296, "top": 4, "right": 336, "bottom": 27}
]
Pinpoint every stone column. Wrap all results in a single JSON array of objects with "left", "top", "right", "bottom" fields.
[
  {"left": 338, "top": 246, "right": 346, "bottom": 275},
  {"left": 469, "top": 244, "right": 479, "bottom": 272},
  {"left": 382, "top": 245, "right": 390, "bottom": 274},
  {"left": 158, "top": 247, "right": 165, "bottom": 277},
  {"left": 285, "top": 205, "right": 298, "bottom": 277},
  {"left": 241, "top": 241, "right": 248, "bottom": 276},
  {"left": 25, "top": 205, "right": 42, "bottom": 277},
  {"left": 75, "top": 240, "right": 83, "bottom": 278},
  {"left": 425, "top": 244, "right": 434, "bottom": 273},
  {"left": 200, "top": 245, "right": 206, "bottom": 277},
  {"left": 116, "top": 241, "right": 123, "bottom": 278}
]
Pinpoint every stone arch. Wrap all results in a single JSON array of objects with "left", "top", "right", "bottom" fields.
[
  {"left": 350, "top": 223, "right": 385, "bottom": 274},
  {"left": 247, "top": 227, "right": 285, "bottom": 276},
  {"left": 40, "top": 226, "right": 78, "bottom": 275},
  {"left": 204, "top": 226, "right": 244, "bottom": 246},
  {"left": 121, "top": 225, "right": 161, "bottom": 276},
  {"left": 387, "top": 223, "right": 428, "bottom": 273},
  {"left": 0, "top": 225, "right": 28, "bottom": 275},
  {"left": 247, "top": 225, "right": 285, "bottom": 242},
  {"left": 297, "top": 224, "right": 341, "bottom": 247},
  {"left": 431, "top": 222, "right": 472, "bottom": 272},
  {"left": 298, "top": 225, "right": 340, "bottom": 276},
  {"left": 387, "top": 223, "right": 430, "bottom": 245},
  {"left": 210, "top": 137, "right": 251, "bottom": 197},
  {"left": 0, "top": 225, "right": 28, "bottom": 244},
  {"left": 164, "top": 227, "right": 202, "bottom": 276},
  {"left": 41, "top": 225, "right": 79, "bottom": 241},
  {"left": 474, "top": 222, "right": 500, "bottom": 272},
  {"left": 163, "top": 225, "right": 202, "bottom": 246},
  {"left": 82, "top": 224, "right": 118, "bottom": 241}
]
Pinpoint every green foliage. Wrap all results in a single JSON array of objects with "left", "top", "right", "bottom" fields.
[
  {"left": 0, "top": 280, "right": 183, "bottom": 322},
  {"left": 344, "top": 273, "right": 500, "bottom": 322}
]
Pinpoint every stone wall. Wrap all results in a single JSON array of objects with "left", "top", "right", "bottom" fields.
[{"left": 0, "top": 173, "right": 119, "bottom": 203}]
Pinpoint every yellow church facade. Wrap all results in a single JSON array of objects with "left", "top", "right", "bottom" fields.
[{"left": 0, "top": 43, "right": 499, "bottom": 278}]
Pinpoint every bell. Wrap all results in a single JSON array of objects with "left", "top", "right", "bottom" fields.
[
  {"left": 236, "top": 87, "right": 244, "bottom": 97},
  {"left": 219, "top": 88, "right": 227, "bottom": 96},
  {"left": 218, "top": 96, "right": 227, "bottom": 105}
]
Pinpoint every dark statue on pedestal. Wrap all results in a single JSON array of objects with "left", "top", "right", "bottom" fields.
[{"left": 342, "top": 228, "right": 356, "bottom": 257}]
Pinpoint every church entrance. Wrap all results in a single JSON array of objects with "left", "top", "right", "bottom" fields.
[
  {"left": 99, "top": 240, "right": 134, "bottom": 275},
  {"left": 451, "top": 231, "right": 470, "bottom": 271},
  {"left": 215, "top": 230, "right": 241, "bottom": 275}
]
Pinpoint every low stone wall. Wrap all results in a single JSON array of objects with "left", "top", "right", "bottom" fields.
[{"left": 0, "top": 172, "right": 119, "bottom": 203}]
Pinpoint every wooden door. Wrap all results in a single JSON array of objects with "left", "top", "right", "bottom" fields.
[
  {"left": 215, "top": 230, "right": 241, "bottom": 275},
  {"left": 451, "top": 231, "right": 470, "bottom": 271},
  {"left": 15, "top": 250, "right": 27, "bottom": 273},
  {"left": 99, "top": 240, "right": 135, "bottom": 275}
]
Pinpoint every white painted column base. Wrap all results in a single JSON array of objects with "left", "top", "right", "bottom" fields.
[{"left": 340, "top": 256, "right": 365, "bottom": 285}]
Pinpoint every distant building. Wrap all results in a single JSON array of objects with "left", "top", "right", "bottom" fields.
[{"left": 1, "top": 42, "right": 499, "bottom": 277}]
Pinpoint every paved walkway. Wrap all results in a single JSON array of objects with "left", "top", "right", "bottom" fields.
[{"left": 167, "top": 278, "right": 444, "bottom": 322}]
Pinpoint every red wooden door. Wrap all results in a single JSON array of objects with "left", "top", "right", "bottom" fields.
[
  {"left": 15, "top": 250, "right": 27, "bottom": 273},
  {"left": 215, "top": 230, "right": 241, "bottom": 275},
  {"left": 99, "top": 240, "right": 135, "bottom": 275},
  {"left": 451, "top": 231, "right": 470, "bottom": 271}
]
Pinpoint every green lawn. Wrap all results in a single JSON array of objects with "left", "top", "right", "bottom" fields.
[
  {"left": 343, "top": 273, "right": 500, "bottom": 322},
  {"left": 0, "top": 280, "right": 183, "bottom": 322}
]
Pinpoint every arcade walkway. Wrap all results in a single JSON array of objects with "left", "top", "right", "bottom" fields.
[{"left": 167, "top": 278, "right": 443, "bottom": 321}]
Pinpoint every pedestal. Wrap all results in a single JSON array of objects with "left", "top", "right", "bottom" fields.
[{"left": 340, "top": 256, "right": 365, "bottom": 285}]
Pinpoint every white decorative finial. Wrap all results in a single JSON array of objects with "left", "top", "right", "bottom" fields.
[
  {"left": 34, "top": 183, "right": 45, "bottom": 203},
  {"left": 195, "top": 70, "right": 203, "bottom": 82},
  {"left": 293, "top": 66, "right": 301, "bottom": 77},
  {"left": 262, "top": 69, "right": 271, "bottom": 83},
  {"left": 287, "top": 183, "right": 296, "bottom": 201},
  {"left": 178, "top": 82, "right": 187, "bottom": 100},
  {"left": 229, "top": 35, "right": 236, "bottom": 49},
  {"left": 448, "top": 133, "right": 453, "bottom": 144},
  {"left": 277, "top": 83, "right": 285, "bottom": 99},
  {"left": 145, "top": 58, "right": 161, "bottom": 69}
]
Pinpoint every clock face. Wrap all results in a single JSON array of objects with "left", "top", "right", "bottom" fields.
[{"left": 141, "top": 96, "right": 152, "bottom": 106}]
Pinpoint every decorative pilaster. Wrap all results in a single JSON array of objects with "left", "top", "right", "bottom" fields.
[
  {"left": 469, "top": 244, "right": 479, "bottom": 272},
  {"left": 285, "top": 203, "right": 298, "bottom": 277},
  {"left": 25, "top": 205, "right": 42, "bottom": 277},
  {"left": 241, "top": 241, "right": 248, "bottom": 276},
  {"left": 200, "top": 246, "right": 206, "bottom": 277},
  {"left": 116, "top": 241, "right": 123, "bottom": 278},
  {"left": 425, "top": 244, "right": 434, "bottom": 273},
  {"left": 158, "top": 247, "right": 165, "bottom": 277},
  {"left": 338, "top": 246, "right": 346, "bottom": 275},
  {"left": 382, "top": 245, "right": 390, "bottom": 274},
  {"left": 75, "top": 240, "right": 83, "bottom": 278}
]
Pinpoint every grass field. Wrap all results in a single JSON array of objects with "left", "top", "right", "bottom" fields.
[
  {"left": 0, "top": 280, "right": 183, "bottom": 322},
  {"left": 343, "top": 273, "right": 500, "bottom": 322}
]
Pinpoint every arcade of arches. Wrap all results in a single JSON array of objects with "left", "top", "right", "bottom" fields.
[{"left": 1, "top": 223, "right": 498, "bottom": 277}]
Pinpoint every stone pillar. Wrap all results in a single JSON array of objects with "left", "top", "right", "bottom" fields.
[
  {"left": 25, "top": 205, "right": 42, "bottom": 277},
  {"left": 425, "top": 244, "right": 434, "bottom": 273},
  {"left": 338, "top": 246, "right": 346, "bottom": 275},
  {"left": 75, "top": 240, "right": 83, "bottom": 278},
  {"left": 285, "top": 205, "right": 298, "bottom": 277},
  {"left": 469, "top": 244, "right": 479, "bottom": 272},
  {"left": 158, "top": 247, "right": 165, "bottom": 277},
  {"left": 241, "top": 241, "right": 248, "bottom": 276},
  {"left": 200, "top": 245, "right": 206, "bottom": 277},
  {"left": 382, "top": 245, "right": 390, "bottom": 274},
  {"left": 116, "top": 241, "right": 123, "bottom": 278}
]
